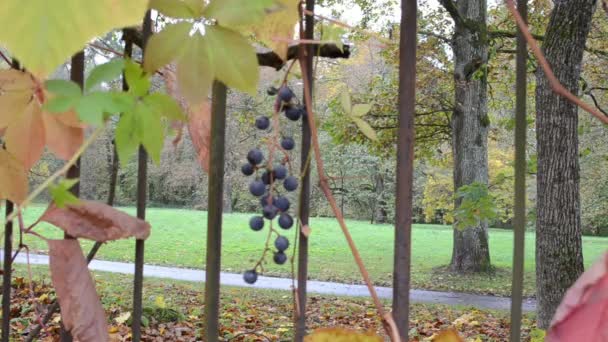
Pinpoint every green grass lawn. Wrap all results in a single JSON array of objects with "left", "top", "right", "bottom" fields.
[{"left": 12, "top": 205, "right": 607, "bottom": 296}]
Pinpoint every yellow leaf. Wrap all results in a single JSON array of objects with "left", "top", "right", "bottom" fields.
[
  {"left": 0, "top": 0, "right": 149, "bottom": 76},
  {"left": 144, "top": 22, "right": 192, "bottom": 74},
  {"left": 176, "top": 33, "right": 214, "bottom": 104},
  {"left": 205, "top": 25, "right": 259, "bottom": 95},
  {"left": 433, "top": 329, "right": 464, "bottom": 342},
  {"left": 114, "top": 312, "right": 131, "bottom": 324},
  {"left": 149, "top": 0, "right": 203, "bottom": 18},
  {"left": 108, "top": 326, "right": 119, "bottom": 333},
  {"left": 251, "top": 0, "right": 300, "bottom": 60},
  {"left": 305, "top": 328, "right": 382, "bottom": 342},
  {"left": 351, "top": 104, "right": 372, "bottom": 118},
  {"left": 340, "top": 89, "right": 352, "bottom": 114},
  {"left": 352, "top": 117, "right": 377, "bottom": 141},
  {"left": 155, "top": 295, "right": 167, "bottom": 308}
]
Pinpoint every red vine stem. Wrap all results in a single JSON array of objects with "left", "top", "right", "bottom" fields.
[
  {"left": 505, "top": 0, "right": 608, "bottom": 124},
  {"left": 297, "top": 29, "right": 400, "bottom": 342}
]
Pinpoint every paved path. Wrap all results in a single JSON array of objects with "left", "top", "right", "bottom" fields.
[{"left": 8, "top": 252, "right": 536, "bottom": 312}]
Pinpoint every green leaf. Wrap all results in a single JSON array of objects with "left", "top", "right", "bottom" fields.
[
  {"left": 340, "top": 90, "right": 351, "bottom": 114},
  {"left": 144, "top": 93, "right": 186, "bottom": 121},
  {"left": 124, "top": 60, "right": 150, "bottom": 97},
  {"left": 85, "top": 59, "right": 125, "bottom": 92},
  {"left": 176, "top": 34, "right": 214, "bottom": 104},
  {"left": 44, "top": 96, "right": 80, "bottom": 113},
  {"left": 136, "top": 102, "right": 164, "bottom": 164},
  {"left": 149, "top": 0, "right": 203, "bottom": 18},
  {"left": 49, "top": 178, "right": 80, "bottom": 208},
  {"left": 203, "top": 0, "right": 276, "bottom": 27},
  {"left": 45, "top": 80, "right": 82, "bottom": 98},
  {"left": 204, "top": 25, "right": 259, "bottom": 95},
  {"left": 144, "top": 22, "right": 192, "bottom": 74},
  {"left": 0, "top": 0, "right": 148, "bottom": 76},
  {"left": 115, "top": 111, "right": 140, "bottom": 166},
  {"left": 351, "top": 103, "right": 372, "bottom": 117},
  {"left": 75, "top": 93, "right": 109, "bottom": 125},
  {"left": 352, "top": 117, "right": 377, "bottom": 141}
]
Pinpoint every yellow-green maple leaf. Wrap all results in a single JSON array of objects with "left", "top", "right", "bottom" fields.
[
  {"left": 251, "top": 0, "right": 300, "bottom": 60},
  {"left": 0, "top": 0, "right": 148, "bottom": 76}
]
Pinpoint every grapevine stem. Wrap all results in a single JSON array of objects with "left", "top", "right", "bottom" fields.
[
  {"left": 297, "top": 33, "right": 401, "bottom": 342},
  {"left": 5, "top": 126, "right": 105, "bottom": 223}
]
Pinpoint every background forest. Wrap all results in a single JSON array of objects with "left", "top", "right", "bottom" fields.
[{"left": 23, "top": 0, "right": 608, "bottom": 236}]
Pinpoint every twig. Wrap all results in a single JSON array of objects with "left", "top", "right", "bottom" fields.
[
  {"left": 505, "top": 0, "right": 608, "bottom": 125},
  {"left": 0, "top": 51, "right": 11, "bottom": 66},
  {"left": 297, "top": 24, "right": 400, "bottom": 342}
]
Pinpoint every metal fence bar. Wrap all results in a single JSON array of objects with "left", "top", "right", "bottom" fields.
[
  {"left": 131, "top": 11, "right": 152, "bottom": 342},
  {"left": 509, "top": 0, "right": 528, "bottom": 340},
  {"left": 204, "top": 81, "right": 227, "bottom": 342},
  {"left": 295, "top": 0, "right": 315, "bottom": 340},
  {"left": 2, "top": 201, "right": 14, "bottom": 342},
  {"left": 392, "top": 0, "right": 417, "bottom": 338}
]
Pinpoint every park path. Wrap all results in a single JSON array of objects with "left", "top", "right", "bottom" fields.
[{"left": 8, "top": 251, "right": 536, "bottom": 312}]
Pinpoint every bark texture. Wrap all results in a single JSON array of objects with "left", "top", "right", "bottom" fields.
[
  {"left": 441, "top": 0, "right": 492, "bottom": 272},
  {"left": 535, "top": 0, "right": 595, "bottom": 328}
]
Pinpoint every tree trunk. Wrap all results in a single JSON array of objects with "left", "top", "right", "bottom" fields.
[
  {"left": 374, "top": 173, "right": 387, "bottom": 223},
  {"left": 442, "top": 0, "right": 492, "bottom": 273},
  {"left": 534, "top": 0, "right": 594, "bottom": 328}
]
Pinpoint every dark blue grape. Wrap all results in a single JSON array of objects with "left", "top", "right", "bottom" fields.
[
  {"left": 260, "top": 194, "right": 271, "bottom": 207},
  {"left": 249, "top": 216, "right": 264, "bottom": 231},
  {"left": 243, "top": 269, "right": 258, "bottom": 284},
  {"left": 273, "top": 165, "right": 287, "bottom": 180},
  {"left": 278, "top": 213, "right": 293, "bottom": 229},
  {"left": 283, "top": 176, "right": 298, "bottom": 192},
  {"left": 273, "top": 251, "right": 287, "bottom": 265},
  {"left": 281, "top": 137, "right": 295, "bottom": 151},
  {"left": 255, "top": 116, "right": 270, "bottom": 130},
  {"left": 249, "top": 180, "right": 266, "bottom": 197},
  {"left": 247, "top": 149, "right": 264, "bottom": 165},
  {"left": 278, "top": 86, "right": 294, "bottom": 102},
  {"left": 285, "top": 106, "right": 303, "bottom": 121},
  {"left": 263, "top": 205, "right": 278, "bottom": 219},
  {"left": 261, "top": 170, "right": 272, "bottom": 185},
  {"left": 241, "top": 163, "right": 254, "bottom": 176},
  {"left": 274, "top": 236, "right": 289, "bottom": 252},
  {"left": 274, "top": 196, "right": 290, "bottom": 211}
]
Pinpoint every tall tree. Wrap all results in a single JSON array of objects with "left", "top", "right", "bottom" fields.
[
  {"left": 439, "top": 0, "right": 492, "bottom": 272},
  {"left": 534, "top": 0, "right": 596, "bottom": 328}
]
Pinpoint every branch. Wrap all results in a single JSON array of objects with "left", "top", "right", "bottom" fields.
[
  {"left": 124, "top": 28, "right": 350, "bottom": 70},
  {"left": 438, "top": 0, "right": 465, "bottom": 27},
  {"left": 505, "top": 0, "right": 608, "bottom": 124}
]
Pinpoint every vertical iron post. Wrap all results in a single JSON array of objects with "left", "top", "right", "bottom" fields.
[
  {"left": 393, "top": 0, "right": 417, "bottom": 338},
  {"left": 510, "top": 0, "right": 528, "bottom": 340},
  {"left": 204, "top": 81, "right": 228, "bottom": 342}
]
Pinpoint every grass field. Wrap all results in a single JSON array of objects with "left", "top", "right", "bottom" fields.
[{"left": 13, "top": 205, "right": 607, "bottom": 296}]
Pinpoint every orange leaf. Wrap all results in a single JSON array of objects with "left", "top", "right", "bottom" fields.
[
  {"left": 162, "top": 64, "right": 211, "bottom": 172},
  {"left": 48, "top": 239, "right": 109, "bottom": 342},
  {"left": 434, "top": 329, "right": 464, "bottom": 342},
  {"left": 187, "top": 101, "right": 211, "bottom": 173},
  {"left": 0, "top": 149, "right": 28, "bottom": 204},
  {"left": 42, "top": 111, "right": 84, "bottom": 160},
  {"left": 304, "top": 327, "right": 382, "bottom": 342},
  {"left": 4, "top": 102, "right": 45, "bottom": 170},
  {"left": 41, "top": 200, "right": 151, "bottom": 242},
  {"left": 0, "top": 69, "right": 36, "bottom": 129}
]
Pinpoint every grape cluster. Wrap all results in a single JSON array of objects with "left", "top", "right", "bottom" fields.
[{"left": 242, "top": 85, "right": 305, "bottom": 284}]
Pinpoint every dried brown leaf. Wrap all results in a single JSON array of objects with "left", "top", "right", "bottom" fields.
[
  {"left": 48, "top": 239, "right": 109, "bottom": 342},
  {"left": 41, "top": 200, "right": 151, "bottom": 242}
]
